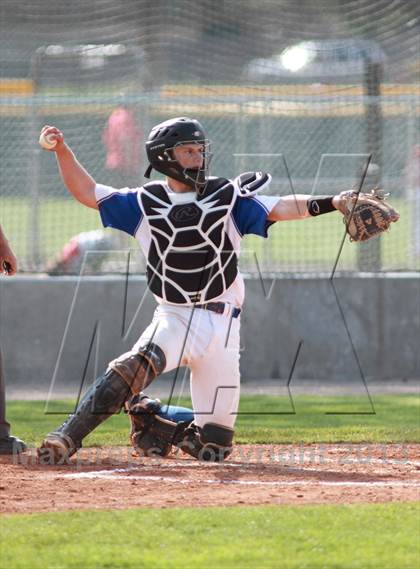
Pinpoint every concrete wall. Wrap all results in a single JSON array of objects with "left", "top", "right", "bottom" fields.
[{"left": 0, "top": 275, "right": 419, "bottom": 393}]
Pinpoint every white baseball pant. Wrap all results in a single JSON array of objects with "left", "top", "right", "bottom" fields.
[{"left": 133, "top": 304, "right": 240, "bottom": 429}]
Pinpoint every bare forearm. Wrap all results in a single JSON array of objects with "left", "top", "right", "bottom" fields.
[
  {"left": 0, "top": 225, "right": 17, "bottom": 275},
  {"left": 268, "top": 195, "right": 312, "bottom": 221},
  {"left": 0, "top": 225, "right": 6, "bottom": 246},
  {"left": 55, "top": 145, "right": 97, "bottom": 209},
  {"left": 268, "top": 194, "right": 340, "bottom": 222}
]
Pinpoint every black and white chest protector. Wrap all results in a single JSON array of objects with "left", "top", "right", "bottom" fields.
[{"left": 139, "top": 178, "right": 238, "bottom": 305}]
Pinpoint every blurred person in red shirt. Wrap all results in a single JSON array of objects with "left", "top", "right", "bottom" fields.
[{"left": 103, "top": 103, "right": 143, "bottom": 188}]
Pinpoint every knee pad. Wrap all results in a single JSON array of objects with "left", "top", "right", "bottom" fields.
[
  {"left": 176, "top": 422, "right": 234, "bottom": 462},
  {"left": 109, "top": 342, "right": 166, "bottom": 394}
]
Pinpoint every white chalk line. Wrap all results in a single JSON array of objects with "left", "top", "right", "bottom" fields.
[
  {"left": 170, "top": 456, "right": 420, "bottom": 468},
  {"left": 275, "top": 457, "right": 420, "bottom": 467},
  {"left": 56, "top": 457, "right": 420, "bottom": 469},
  {"left": 232, "top": 456, "right": 420, "bottom": 467},
  {"left": 47, "top": 454, "right": 420, "bottom": 480},
  {"left": 56, "top": 470, "right": 420, "bottom": 488}
]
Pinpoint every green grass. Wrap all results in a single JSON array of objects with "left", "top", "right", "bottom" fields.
[
  {"left": 1, "top": 196, "right": 415, "bottom": 271},
  {"left": 3, "top": 396, "right": 419, "bottom": 569},
  {"left": 0, "top": 197, "right": 103, "bottom": 261},
  {"left": 7, "top": 394, "right": 420, "bottom": 447},
  {"left": 1, "top": 504, "right": 419, "bottom": 569}
]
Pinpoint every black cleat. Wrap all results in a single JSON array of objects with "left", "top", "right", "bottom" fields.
[{"left": 0, "top": 436, "right": 27, "bottom": 455}]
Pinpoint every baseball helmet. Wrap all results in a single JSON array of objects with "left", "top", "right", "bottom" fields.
[{"left": 144, "top": 117, "right": 211, "bottom": 192}]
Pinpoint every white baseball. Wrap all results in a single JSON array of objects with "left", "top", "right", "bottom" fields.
[{"left": 39, "top": 132, "right": 57, "bottom": 150}]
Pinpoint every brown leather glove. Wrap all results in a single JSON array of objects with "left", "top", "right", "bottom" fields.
[{"left": 336, "top": 188, "right": 400, "bottom": 242}]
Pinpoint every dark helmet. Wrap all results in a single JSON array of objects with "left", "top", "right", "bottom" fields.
[{"left": 144, "top": 117, "right": 211, "bottom": 192}]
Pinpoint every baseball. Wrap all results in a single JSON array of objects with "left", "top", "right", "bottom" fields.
[{"left": 39, "top": 132, "right": 57, "bottom": 150}]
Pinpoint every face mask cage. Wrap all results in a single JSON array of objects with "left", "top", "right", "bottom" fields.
[{"left": 164, "top": 140, "right": 213, "bottom": 192}]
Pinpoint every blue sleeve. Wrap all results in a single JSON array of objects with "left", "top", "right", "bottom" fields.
[
  {"left": 97, "top": 191, "right": 143, "bottom": 237},
  {"left": 231, "top": 195, "right": 275, "bottom": 238},
  {"left": 159, "top": 405, "right": 194, "bottom": 424}
]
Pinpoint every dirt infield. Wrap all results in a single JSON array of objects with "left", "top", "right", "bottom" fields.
[{"left": 1, "top": 444, "right": 419, "bottom": 514}]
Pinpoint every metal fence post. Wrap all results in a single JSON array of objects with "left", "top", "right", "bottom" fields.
[
  {"left": 359, "top": 60, "right": 383, "bottom": 271},
  {"left": 27, "top": 52, "right": 42, "bottom": 270}
]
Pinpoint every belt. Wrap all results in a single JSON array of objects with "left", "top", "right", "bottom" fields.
[{"left": 194, "top": 302, "right": 241, "bottom": 319}]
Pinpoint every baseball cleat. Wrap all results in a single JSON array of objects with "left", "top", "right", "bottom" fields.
[
  {"left": 0, "top": 436, "right": 27, "bottom": 455},
  {"left": 37, "top": 432, "right": 77, "bottom": 465}
]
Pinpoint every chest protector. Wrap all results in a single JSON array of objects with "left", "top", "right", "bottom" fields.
[{"left": 139, "top": 178, "right": 238, "bottom": 304}]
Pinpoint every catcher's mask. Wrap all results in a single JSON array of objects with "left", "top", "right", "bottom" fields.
[{"left": 144, "top": 117, "right": 212, "bottom": 194}]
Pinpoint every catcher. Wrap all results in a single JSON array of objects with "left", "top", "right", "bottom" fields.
[{"left": 37, "top": 118, "right": 399, "bottom": 463}]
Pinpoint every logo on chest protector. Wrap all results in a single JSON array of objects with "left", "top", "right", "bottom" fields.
[{"left": 169, "top": 203, "right": 202, "bottom": 226}]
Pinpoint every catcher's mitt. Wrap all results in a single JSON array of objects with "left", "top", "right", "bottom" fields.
[
  {"left": 125, "top": 393, "right": 175, "bottom": 458},
  {"left": 336, "top": 188, "right": 400, "bottom": 242}
]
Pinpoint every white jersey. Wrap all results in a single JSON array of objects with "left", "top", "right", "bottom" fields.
[{"left": 95, "top": 177, "right": 280, "bottom": 308}]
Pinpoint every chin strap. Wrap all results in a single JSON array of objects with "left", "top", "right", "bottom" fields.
[{"left": 144, "top": 164, "right": 153, "bottom": 179}]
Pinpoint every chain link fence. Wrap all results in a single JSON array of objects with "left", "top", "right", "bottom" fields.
[
  {"left": 0, "top": 0, "right": 419, "bottom": 274},
  {"left": 0, "top": 90, "right": 418, "bottom": 274}
]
